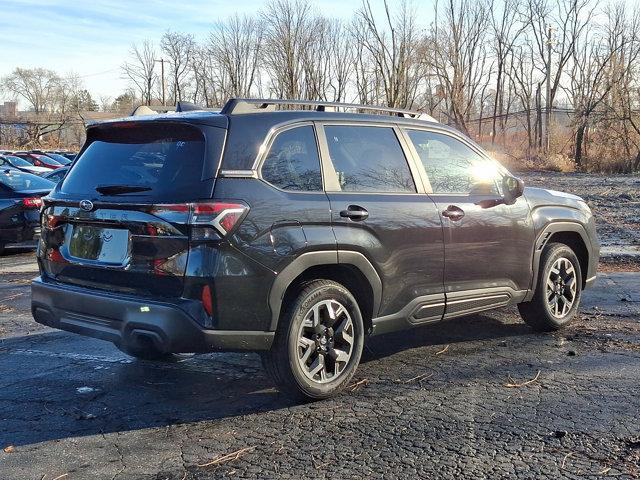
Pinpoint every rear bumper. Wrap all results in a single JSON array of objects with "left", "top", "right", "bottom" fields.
[{"left": 31, "top": 277, "right": 274, "bottom": 352}]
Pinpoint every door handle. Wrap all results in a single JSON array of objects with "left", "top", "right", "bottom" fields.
[
  {"left": 340, "top": 205, "right": 369, "bottom": 221},
  {"left": 442, "top": 205, "right": 465, "bottom": 221}
]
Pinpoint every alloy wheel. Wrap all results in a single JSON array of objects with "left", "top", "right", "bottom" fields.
[
  {"left": 296, "top": 299, "right": 354, "bottom": 384},
  {"left": 546, "top": 257, "right": 578, "bottom": 318}
]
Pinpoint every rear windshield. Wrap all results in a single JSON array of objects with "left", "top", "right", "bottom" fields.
[
  {"left": 34, "top": 154, "right": 62, "bottom": 165},
  {"left": 60, "top": 123, "right": 207, "bottom": 199},
  {"left": 4, "top": 156, "right": 32, "bottom": 167},
  {"left": 0, "top": 171, "right": 54, "bottom": 191},
  {"left": 46, "top": 153, "right": 71, "bottom": 164}
]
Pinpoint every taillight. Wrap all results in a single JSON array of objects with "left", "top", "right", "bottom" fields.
[
  {"left": 150, "top": 201, "right": 248, "bottom": 237},
  {"left": 22, "top": 197, "right": 42, "bottom": 209},
  {"left": 191, "top": 202, "right": 247, "bottom": 235},
  {"left": 201, "top": 285, "right": 213, "bottom": 316}
]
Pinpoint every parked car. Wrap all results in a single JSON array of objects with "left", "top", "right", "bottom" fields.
[
  {"left": 0, "top": 169, "right": 54, "bottom": 255},
  {"left": 31, "top": 98, "right": 599, "bottom": 399},
  {"left": 62, "top": 152, "right": 77, "bottom": 161},
  {"left": 13, "top": 152, "right": 63, "bottom": 169},
  {"left": 0, "top": 154, "right": 51, "bottom": 175},
  {"left": 40, "top": 152, "right": 72, "bottom": 166},
  {"left": 43, "top": 166, "right": 69, "bottom": 184}
]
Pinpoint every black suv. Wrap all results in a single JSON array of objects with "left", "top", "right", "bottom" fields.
[{"left": 32, "top": 99, "right": 599, "bottom": 399}]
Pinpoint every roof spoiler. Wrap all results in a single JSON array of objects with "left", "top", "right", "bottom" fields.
[{"left": 130, "top": 102, "right": 218, "bottom": 116}]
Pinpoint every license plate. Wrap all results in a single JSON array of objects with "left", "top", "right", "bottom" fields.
[{"left": 67, "top": 225, "right": 130, "bottom": 265}]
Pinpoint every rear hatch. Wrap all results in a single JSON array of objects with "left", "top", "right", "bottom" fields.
[{"left": 39, "top": 120, "right": 227, "bottom": 298}]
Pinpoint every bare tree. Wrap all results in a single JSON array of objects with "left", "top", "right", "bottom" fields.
[
  {"left": 351, "top": 0, "right": 426, "bottom": 108},
  {"left": 430, "top": 0, "right": 492, "bottom": 134},
  {"left": 490, "top": 0, "right": 526, "bottom": 142},
  {"left": 99, "top": 95, "right": 112, "bottom": 112},
  {"left": 508, "top": 43, "right": 539, "bottom": 152},
  {"left": 326, "top": 20, "right": 354, "bottom": 102},
  {"left": 160, "top": 31, "right": 196, "bottom": 103},
  {"left": 261, "top": 0, "right": 316, "bottom": 99},
  {"left": 122, "top": 40, "right": 156, "bottom": 104},
  {"left": 525, "top": 0, "right": 594, "bottom": 110},
  {"left": 0, "top": 69, "right": 88, "bottom": 146},
  {"left": 568, "top": 4, "right": 640, "bottom": 167},
  {"left": 611, "top": 6, "right": 640, "bottom": 171},
  {"left": 208, "top": 14, "right": 263, "bottom": 99},
  {"left": 1, "top": 67, "right": 62, "bottom": 114}
]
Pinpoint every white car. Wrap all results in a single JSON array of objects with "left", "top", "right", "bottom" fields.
[{"left": 0, "top": 155, "right": 51, "bottom": 175}]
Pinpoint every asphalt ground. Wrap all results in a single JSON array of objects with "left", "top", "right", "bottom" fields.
[{"left": 0, "top": 248, "right": 638, "bottom": 479}]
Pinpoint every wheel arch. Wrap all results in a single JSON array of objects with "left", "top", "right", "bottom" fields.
[
  {"left": 268, "top": 251, "right": 382, "bottom": 333},
  {"left": 526, "top": 222, "right": 592, "bottom": 301}
]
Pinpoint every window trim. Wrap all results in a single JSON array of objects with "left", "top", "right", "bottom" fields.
[
  {"left": 316, "top": 121, "right": 425, "bottom": 195},
  {"left": 401, "top": 126, "right": 507, "bottom": 197},
  {"left": 256, "top": 122, "right": 326, "bottom": 194}
]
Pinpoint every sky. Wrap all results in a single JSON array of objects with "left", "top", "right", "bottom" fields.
[{"left": 0, "top": 0, "right": 405, "bottom": 104}]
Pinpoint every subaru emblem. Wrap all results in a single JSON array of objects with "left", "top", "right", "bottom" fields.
[{"left": 80, "top": 200, "right": 94, "bottom": 212}]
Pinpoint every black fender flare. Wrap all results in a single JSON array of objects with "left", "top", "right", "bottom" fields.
[
  {"left": 268, "top": 250, "right": 382, "bottom": 331},
  {"left": 525, "top": 221, "right": 593, "bottom": 302}
]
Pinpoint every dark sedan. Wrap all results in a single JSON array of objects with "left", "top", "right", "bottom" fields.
[{"left": 0, "top": 169, "right": 54, "bottom": 254}]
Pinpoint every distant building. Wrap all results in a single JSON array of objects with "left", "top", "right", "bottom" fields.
[{"left": 0, "top": 101, "right": 17, "bottom": 118}]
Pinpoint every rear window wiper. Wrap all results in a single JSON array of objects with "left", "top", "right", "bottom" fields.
[{"left": 95, "top": 184, "right": 152, "bottom": 195}]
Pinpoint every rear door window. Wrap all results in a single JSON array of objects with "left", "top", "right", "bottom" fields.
[
  {"left": 260, "top": 125, "right": 323, "bottom": 191},
  {"left": 324, "top": 125, "right": 416, "bottom": 193},
  {"left": 60, "top": 123, "right": 208, "bottom": 199}
]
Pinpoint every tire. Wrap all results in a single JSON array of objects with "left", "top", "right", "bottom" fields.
[
  {"left": 262, "top": 279, "right": 364, "bottom": 400},
  {"left": 518, "top": 242, "right": 582, "bottom": 331}
]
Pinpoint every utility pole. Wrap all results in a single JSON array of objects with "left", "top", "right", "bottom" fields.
[
  {"left": 545, "top": 24, "right": 553, "bottom": 153},
  {"left": 155, "top": 58, "right": 166, "bottom": 106}
]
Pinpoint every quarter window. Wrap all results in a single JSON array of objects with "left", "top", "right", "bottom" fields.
[
  {"left": 324, "top": 125, "right": 416, "bottom": 193},
  {"left": 261, "top": 126, "right": 323, "bottom": 191},
  {"left": 406, "top": 130, "right": 501, "bottom": 195}
]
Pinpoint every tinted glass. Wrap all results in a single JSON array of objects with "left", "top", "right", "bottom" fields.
[
  {"left": 324, "top": 126, "right": 415, "bottom": 193},
  {"left": 407, "top": 130, "right": 501, "bottom": 195},
  {"left": 261, "top": 126, "right": 322, "bottom": 191},
  {"left": 45, "top": 153, "right": 71, "bottom": 164},
  {"left": 3, "top": 156, "right": 32, "bottom": 167},
  {"left": 0, "top": 171, "right": 54, "bottom": 192},
  {"left": 15, "top": 154, "right": 35, "bottom": 164},
  {"left": 45, "top": 168, "right": 68, "bottom": 183},
  {"left": 33, "top": 154, "right": 62, "bottom": 165},
  {"left": 61, "top": 124, "right": 207, "bottom": 198}
]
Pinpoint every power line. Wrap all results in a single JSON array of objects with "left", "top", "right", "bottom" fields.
[{"left": 75, "top": 68, "right": 120, "bottom": 79}]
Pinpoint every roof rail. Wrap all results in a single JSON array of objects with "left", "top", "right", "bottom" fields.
[{"left": 221, "top": 98, "right": 433, "bottom": 120}]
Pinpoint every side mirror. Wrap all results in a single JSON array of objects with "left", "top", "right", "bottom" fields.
[{"left": 502, "top": 175, "right": 525, "bottom": 204}]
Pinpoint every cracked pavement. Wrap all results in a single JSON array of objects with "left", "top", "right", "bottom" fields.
[
  {"left": 0, "top": 172, "right": 639, "bottom": 479},
  {"left": 0, "top": 250, "right": 638, "bottom": 479}
]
